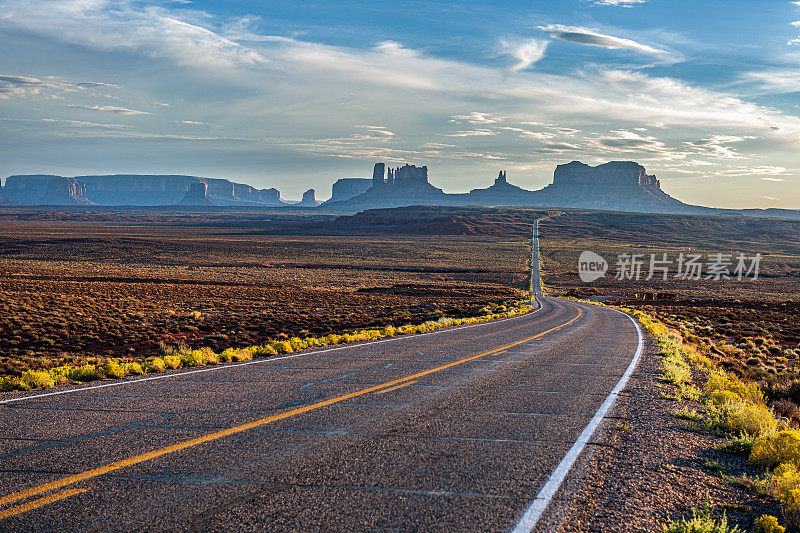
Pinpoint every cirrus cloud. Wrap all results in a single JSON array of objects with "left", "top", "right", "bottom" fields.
[{"left": 537, "top": 24, "right": 667, "bottom": 55}]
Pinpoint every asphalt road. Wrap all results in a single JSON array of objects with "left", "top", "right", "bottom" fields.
[{"left": 0, "top": 223, "right": 642, "bottom": 532}]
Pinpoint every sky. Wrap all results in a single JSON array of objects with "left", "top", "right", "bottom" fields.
[{"left": 1, "top": 1, "right": 799, "bottom": 206}]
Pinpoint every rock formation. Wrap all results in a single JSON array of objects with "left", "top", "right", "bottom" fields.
[
  {"left": 260, "top": 188, "right": 283, "bottom": 205},
  {"left": 534, "top": 161, "right": 684, "bottom": 212},
  {"left": 2, "top": 174, "right": 286, "bottom": 206},
  {"left": 331, "top": 178, "right": 372, "bottom": 202},
  {"left": 324, "top": 160, "right": 713, "bottom": 215},
  {"left": 2, "top": 175, "right": 60, "bottom": 203},
  {"left": 177, "top": 182, "right": 213, "bottom": 206},
  {"left": 297, "top": 189, "right": 320, "bottom": 207},
  {"left": 36, "top": 177, "right": 95, "bottom": 205},
  {"left": 467, "top": 170, "right": 532, "bottom": 205},
  {"left": 324, "top": 162, "right": 446, "bottom": 209}
]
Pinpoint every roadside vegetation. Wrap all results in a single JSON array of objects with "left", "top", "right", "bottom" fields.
[
  {"left": 0, "top": 302, "right": 534, "bottom": 393},
  {"left": 626, "top": 307, "right": 797, "bottom": 531}
]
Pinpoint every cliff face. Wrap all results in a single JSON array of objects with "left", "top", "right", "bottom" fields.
[
  {"left": 324, "top": 160, "right": 703, "bottom": 215},
  {"left": 331, "top": 178, "right": 371, "bottom": 202},
  {"left": 323, "top": 163, "right": 446, "bottom": 208},
  {"left": 3, "top": 174, "right": 286, "bottom": 206},
  {"left": 260, "top": 188, "right": 282, "bottom": 205},
  {"left": 3, "top": 175, "right": 61, "bottom": 203},
  {"left": 536, "top": 160, "right": 682, "bottom": 212},
  {"left": 177, "top": 182, "right": 213, "bottom": 206},
  {"left": 37, "top": 177, "right": 95, "bottom": 205},
  {"left": 297, "top": 189, "right": 320, "bottom": 207}
]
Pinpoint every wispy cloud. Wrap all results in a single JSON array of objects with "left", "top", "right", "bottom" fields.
[
  {"left": 0, "top": 0, "right": 269, "bottom": 68},
  {"left": 68, "top": 104, "right": 150, "bottom": 115},
  {"left": 537, "top": 24, "right": 667, "bottom": 54},
  {"left": 583, "top": 0, "right": 646, "bottom": 6},
  {"left": 451, "top": 112, "right": 504, "bottom": 125},
  {"left": 0, "top": 74, "right": 115, "bottom": 99},
  {"left": 499, "top": 38, "right": 549, "bottom": 71}
]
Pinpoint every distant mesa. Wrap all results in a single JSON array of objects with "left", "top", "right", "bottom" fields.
[
  {"left": 297, "top": 189, "right": 320, "bottom": 207},
  {"left": 260, "top": 187, "right": 283, "bottom": 206},
  {"left": 323, "top": 160, "right": 714, "bottom": 215},
  {"left": 321, "top": 163, "right": 446, "bottom": 209},
  {"left": 178, "top": 182, "right": 214, "bottom": 206},
  {"left": 2, "top": 160, "right": 797, "bottom": 218},
  {"left": 330, "top": 178, "right": 372, "bottom": 202},
  {"left": 37, "top": 176, "right": 96, "bottom": 206},
  {"left": 467, "top": 170, "right": 530, "bottom": 205},
  {"left": 0, "top": 174, "right": 287, "bottom": 207}
]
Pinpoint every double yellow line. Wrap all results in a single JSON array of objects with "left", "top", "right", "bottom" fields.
[{"left": 0, "top": 307, "right": 582, "bottom": 519}]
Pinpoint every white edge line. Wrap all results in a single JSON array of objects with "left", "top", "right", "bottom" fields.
[
  {"left": 510, "top": 305, "right": 645, "bottom": 533},
  {"left": 0, "top": 299, "right": 544, "bottom": 405}
]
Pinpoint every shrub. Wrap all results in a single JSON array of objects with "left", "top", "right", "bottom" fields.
[
  {"left": 163, "top": 355, "right": 181, "bottom": 369},
  {"left": 123, "top": 362, "right": 144, "bottom": 375},
  {"left": 754, "top": 515, "right": 785, "bottom": 533},
  {"left": 0, "top": 377, "right": 15, "bottom": 391},
  {"left": 674, "top": 407, "right": 703, "bottom": 421},
  {"left": 181, "top": 350, "right": 207, "bottom": 367},
  {"left": 218, "top": 348, "right": 235, "bottom": 363},
  {"left": 661, "top": 350, "right": 692, "bottom": 384},
  {"left": 705, "top": 373, "right": 765, "bottom": 406},
  {"left": 252, "top": 345, "right": 277, "bottom": 357},
  {"left": 272, "top": 341, "right": 293, "bottom": 354},
  {"left": 707, "top": 401, "right": 777, "bottom": 437},
  {"left": 144, "top": 357, "right": 166, "bottom": 373},
  {"left": 725, "top": 433, "right": 756, "bottom": 456},
  {"left": 663, "top": 503, "right": 741, "bottom": 533},
  {"left": 100, "top": 361, "right": 126, "bottom": 379},
  {"left": 70, "top": 364, "right": 101, "bottom": 382},
  {"left": 770, "top": 463, "right": 800, "bottom": 527},
  {"left": 772, "top": 399, "right": 800, "bottom": 422},
  {"left": 750, "top": 430, "right": 800, "bottom": 467},
  {"left": 19, "top": 370, "right": 55, "bottom": 390},
  {"left": 679, "top": 383, "right": 702, "bottom": 402}
]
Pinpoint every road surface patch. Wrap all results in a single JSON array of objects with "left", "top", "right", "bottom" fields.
[{"left": 0, "top": 308, "right": 580, "bottom": 516}]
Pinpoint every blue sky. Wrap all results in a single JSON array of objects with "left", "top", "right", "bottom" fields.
[{"left": 1, "top": 0, "right": 799, "bottom": 206}]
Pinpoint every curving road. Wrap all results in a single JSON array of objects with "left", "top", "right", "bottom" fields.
[{"left": 0, "top": 221, "right": 642, "bottom": 532}]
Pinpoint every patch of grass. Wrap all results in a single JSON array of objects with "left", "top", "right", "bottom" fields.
[
  {"left": 674, "top": 407, "right": 703, "bottom": 421},
  {"left": 704, "top": 459, "right": 726, "bottom": 475},
  {"left": 663, "top": 495, "right": 742, "bottom": 533},
  {"left": 724, "top": 434, "right": 756, "bottom": 456}
]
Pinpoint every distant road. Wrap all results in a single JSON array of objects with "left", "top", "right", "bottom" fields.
[{"left": 0, "top": 218, "right": 642, "bottom": 532}]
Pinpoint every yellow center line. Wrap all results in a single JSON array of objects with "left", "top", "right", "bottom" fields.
[
  {"left": 374, "top": 380, "right": 418, "bottom": 394},
  {"left": 0, "top": 488, "right": 87, "bottom": 520},
  {"left": 0, "top": 308, "right": 583, "bottom": 511}
]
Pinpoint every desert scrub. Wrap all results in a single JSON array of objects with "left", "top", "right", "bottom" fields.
[
  {"left": 750, "top": 431, "right": 800, "bottom": 468},
  {"left": 18, "top": 370, "right": 55, "bottom": 390},
  {"left": 705, "top": 401, "right": 777, "bottom": 437},
  {"left": 663, "top": 497, "right": 741, "bottom": 533},
  {"left": 753, "top": 515, "right": 785, "bottom": 533},
  {"left": 100, "top": 361, "right": 126, "bottom": 379},
  {"left": 144, "top": 357, "right": 166, "bottom": 373},
  {"left": 674, "top": 407, "right": 703, "bottom": 421},
  {"left": 0, "top": 303, "right": 535, "bottom": 394},
  {"left": 660, "top": 343, "right": 693, "bottom": 385},
  {"left": 163, "top": 355, "right": 181, "bottom": 369}
]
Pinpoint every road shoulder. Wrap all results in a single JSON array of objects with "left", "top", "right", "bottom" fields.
[{"left": 535, "top": 332, "right": 781, "bottom": 532}]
